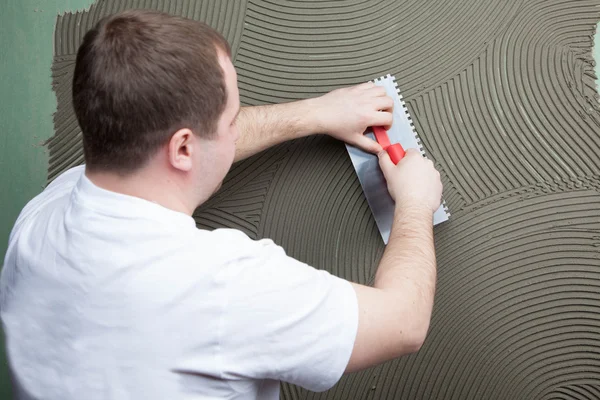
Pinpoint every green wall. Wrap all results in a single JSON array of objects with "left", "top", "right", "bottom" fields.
[{"left": 0, "top": 1, "right": 94, "bottom": 396}]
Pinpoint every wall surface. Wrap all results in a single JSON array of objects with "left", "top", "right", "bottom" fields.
[{"left": 48, "top": 1, "right": 600, "bottom": 399}]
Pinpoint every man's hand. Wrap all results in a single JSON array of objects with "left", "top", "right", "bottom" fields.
[
  {"left": 311, "top": 83, "right": 394, "bottom": 154},
  {"left": 378, "top": 148, "right": 442, "bottom": 212}
]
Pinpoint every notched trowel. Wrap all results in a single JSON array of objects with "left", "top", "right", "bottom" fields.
[{"left": 346, "top": 74, "right": 450, "bottom": 244}]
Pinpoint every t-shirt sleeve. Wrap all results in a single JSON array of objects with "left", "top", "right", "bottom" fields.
[{"left": 215, "top": 230, "right": 358, "bottom": 392}]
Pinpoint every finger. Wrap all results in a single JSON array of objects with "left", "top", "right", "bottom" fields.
[
  {"left": 356, "top": 82, "right": 376, "bottom": 90},
  {"left": 367, "top": 86, "right": 387, "bottom": 97},
  {"left": 373, "top": 96, "right": 394, "bottom": 113},
  {"left": 369, "top": 111, "right": 393, "bottom": 129},
  {"left": 354, "top": 135, "right": 383, "bottom": 154},
  {"left": 378, "top": 150, "right": 395, "bottom": 177},
  {"left": 404, "top": 148, "right": 422, "bottom": 158}
]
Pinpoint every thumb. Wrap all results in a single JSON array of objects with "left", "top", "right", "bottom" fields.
[
  {"left": 355, "top": 135, "right": 383, "bottom": 154},
  {"left": 378, "top": 150, "right": 395, "bottom": 179}
]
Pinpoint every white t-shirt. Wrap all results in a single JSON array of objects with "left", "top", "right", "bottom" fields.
[{"left": 1, "top": 166, "right": 358, "bottom": 400}]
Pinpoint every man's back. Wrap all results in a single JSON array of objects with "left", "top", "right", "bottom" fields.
[{"left": 1, "top": 166, "right": 357, "bottom": 399}]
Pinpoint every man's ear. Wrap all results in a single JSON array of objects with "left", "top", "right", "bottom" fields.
[{"left": 168, "top": 128, "right": 195, "bottom": 172}]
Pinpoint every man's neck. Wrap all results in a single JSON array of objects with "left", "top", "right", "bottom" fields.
[{"left": 85, "top": 167, "right": 195, "bottom": 216}]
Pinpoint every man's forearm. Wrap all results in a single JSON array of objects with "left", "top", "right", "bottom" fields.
[
  {"left": 374, "top": 206, "right": 436, "bottom": 339},
  {"left": 234, "top": 99, "right": 321, "bottom": 162}
]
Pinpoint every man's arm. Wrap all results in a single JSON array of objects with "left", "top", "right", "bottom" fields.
[
  {"left": 234, "top": 83, "right": 394, "bottom": 162},
  {"left": 345, "top": 149, "right": 442, "bottom": 373}
]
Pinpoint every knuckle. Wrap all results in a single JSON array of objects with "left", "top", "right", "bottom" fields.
[{"left": 363, "top": 82, "right": 375, "bottom": 90}]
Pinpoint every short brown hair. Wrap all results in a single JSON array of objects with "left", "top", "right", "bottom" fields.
[{"left": 72, "top": 10, "right": 231, "bottom": 174}]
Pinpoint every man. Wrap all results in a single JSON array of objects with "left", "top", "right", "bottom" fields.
[{"left": 1, "top": 9, "right": 442, "bottom": 400}]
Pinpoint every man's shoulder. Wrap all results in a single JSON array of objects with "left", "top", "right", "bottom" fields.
[
  {"left": 18, "top": 166, "right": 84, "bottom": 219},
  {"left": 45, "top": 165, "right": 86, "bottom": 191},
  {"left": 8, "top": 166, "right": 84, "bottom": 245}
]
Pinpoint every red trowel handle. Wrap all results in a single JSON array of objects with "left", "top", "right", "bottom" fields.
[
  {"left": 372, "top": 126, "right": 405, "bottom": 165},
  {"left": 386, "top": 143, "right": 405, "bottom": 165}
]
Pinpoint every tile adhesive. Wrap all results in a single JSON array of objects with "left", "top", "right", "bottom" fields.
[{"left": 49, "top": 1, "right": 600, "bottom": 399}]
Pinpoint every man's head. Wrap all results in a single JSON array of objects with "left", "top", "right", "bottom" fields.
[{"left": 73, "top": 10, "right": 240, "bottom": 207}]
